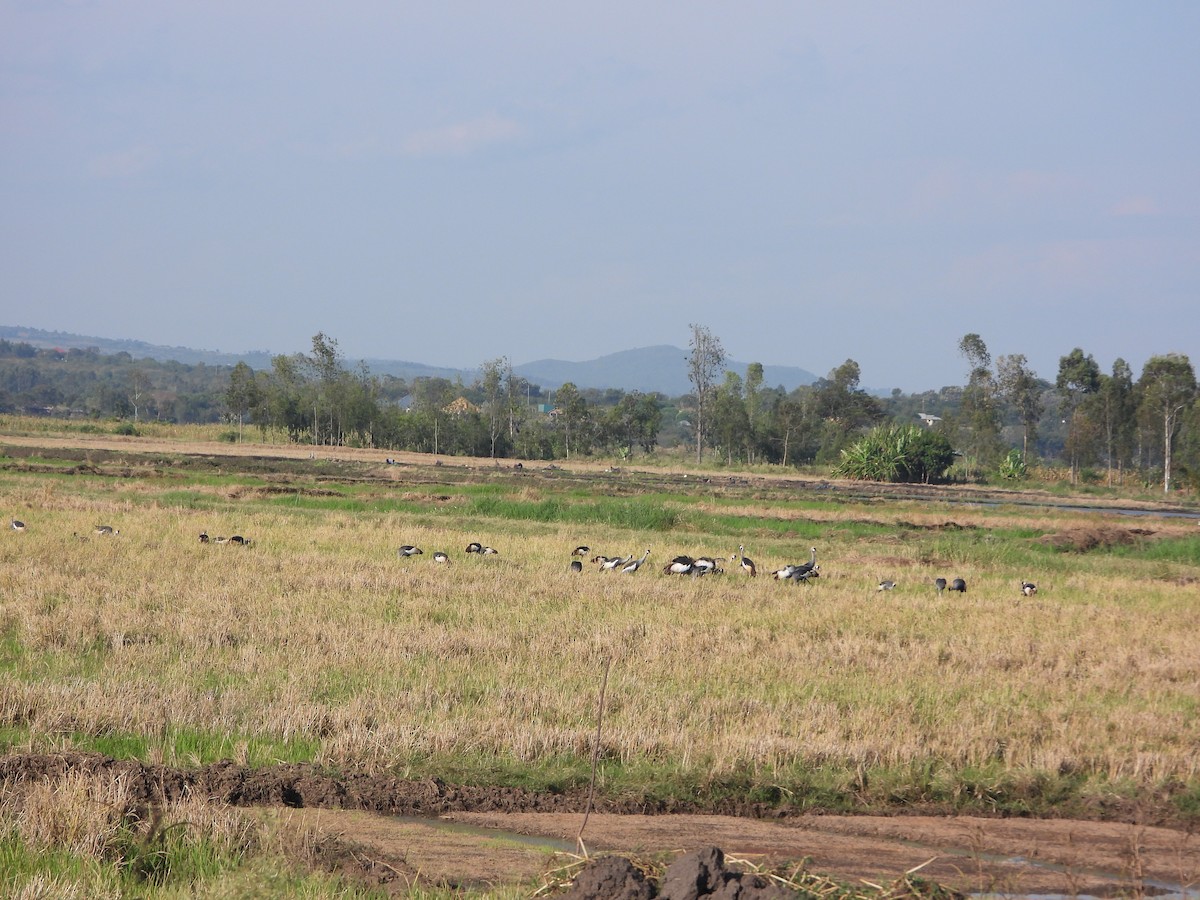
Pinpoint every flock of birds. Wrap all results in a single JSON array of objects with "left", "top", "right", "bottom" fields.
[
  {"left": 10, "top": 516, "right": 1039, "bottom": 596},
  {"left": 10, "top": 518, "right": 120, "bottom": 538}
]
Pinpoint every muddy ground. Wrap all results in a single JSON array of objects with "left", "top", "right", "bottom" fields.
[{"left": 3, "top": 753, "right": 1197, "bottom": 896}]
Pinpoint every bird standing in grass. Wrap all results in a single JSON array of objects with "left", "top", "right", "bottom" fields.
[
  {"left": 94, "top": 525, "right": 118, "bottom": 536},
  {"left": 948, "top": 578, "right": 967, "bottom": 593},
  {"left": 1021, "top": 580, "right": 1038, "bottom": 596},
  {"left": 621, "top": 549, "right": 651, "bottom": 573},
  {"left": 569, "top": 560, "right": 583, "bottom": 573},
  {"left": 572, "top": 545, "right": 590, "bottom": 556},
  {"left": 732, "top": 546, "right": 757, "bottom": 576},
  {"left": 11, "top": 519, "right": 25, "bottom": 532},
  {"left": 465, "top": 542, "right": 483, "bottom": 554},
  {"left": 935, "top": 577, "right": 947, "bottom": 594},
  {"left": 398, "top": 545, "right": 423, "bottom": 557},
  {"left": 878, "top": 580, "right": 897, "bottom": 592},
  {"left": 432, "top": 551, "right": 450, "bottom": 564}
]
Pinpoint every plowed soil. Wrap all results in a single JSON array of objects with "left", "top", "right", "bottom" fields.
[{"left": 3, "top": 753, "right": 1197, "bottom": 896}]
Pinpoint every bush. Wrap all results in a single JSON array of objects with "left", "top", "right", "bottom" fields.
[
  {"left": 834, "top": 425, "right": 955, "bottom": 483},
  {"left": 112, "top": 422, "right": 139, "bottom": 436}
]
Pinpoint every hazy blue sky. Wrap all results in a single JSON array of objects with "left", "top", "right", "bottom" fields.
[{"left": 3, "top": 2, "right": 1197, "bottom": 392}]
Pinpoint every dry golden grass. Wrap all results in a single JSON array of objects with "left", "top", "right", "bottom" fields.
[{"left": 2, "top": 439, "right": 1199, "bottom": 795}]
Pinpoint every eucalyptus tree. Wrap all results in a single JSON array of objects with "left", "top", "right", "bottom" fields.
[
  {"left": 225, "top": 361, "right": 261, "bottom": 442},
  {"left": 478, "top": 357, "right": 508, "bottom": 458},
  {"left": 957, "top": 333, "right": 1002, "bottom": 466},
  {"left": 1137, "top": 353, "right": 1197, "bottom": 493},
  {"left": 686, "top": 323, "right": 725, "bottom": 463},
  {"left": 553, "top": 381, "right": 589, "bottom": 459},
  {"left": 1056, "top": 348, "right": 1101, "bottom": 483},
  {"left": 744, "top": 362, "right": 765, "bottom": 463},
  {"left": 996, "top": 353, "right": 1043, "bottom": 462},
  {"left": 711, "top": 371, "right": 750, "bottom": 464},
  {"left": 1094, "top": 359, "right": 1135, "bottom": 483}
]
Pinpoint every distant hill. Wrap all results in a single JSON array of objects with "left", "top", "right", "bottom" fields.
[
  {"left": 516, "top": 345, "right": 818, "bottom": 394},
  {"left": 2, "top": 326, "right": 817, "bottom": 395}
]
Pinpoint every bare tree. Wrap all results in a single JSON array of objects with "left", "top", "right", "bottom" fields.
[{"left": 686, "top": 324, "right": 725, "bottom": 464}]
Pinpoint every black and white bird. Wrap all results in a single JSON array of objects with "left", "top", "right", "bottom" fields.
[
  {"left": 569, "top": 560, "right": 583, "bottom": 573},
  {"left": 94, "top": 525, "right": 118, "bottom": 536},
  {"left": 786, "top": 564, "right": 820, "bottom": 584},
  {"left": 1021, "top": 580, "right": 1038, "bottom": 596},
  {"left": 878, "top": 580, "right": 897, "bottom": 592},
  {"left": 732, "top": 545, "right": 757, "bottom": 577},
  {"left": 432, "top": 551, "right": 450, "bottom": 564},
  {"left": 663, "top": 555, "right": 695, "bottom": 575},
  {"left": 572, "top": 545, "right": 590, "bottom": 556},
  {"left": 465, "top": 542, "right": 483, "bottom": 554},
  {"left": 621, "top": 549, "right": 651, "bottom": 573},
  {"left": 228, "top": 535, "right": 249, "bottom": 545},
  {"left": 935, "top": 577, "right": 947, "bottom": 594},
  {"left": 948, "top": 577, "right": 967, "bottom": 593},
  {"left": 199, "top": 531, "right": 209, "bottom": 544},
  {"left": 480, "top": 546, "right": 498, "bottom": 555},
  {"left": 599, "top": 554, "right": 631, "bottom": 572},
  {"left": 692, "top": 556, "right": 721, "bottom": 575},
  {"left": 398, "top": 545, "right": 424, "bottom": 557},
  {"left": 10, "top": 519, "right": 25, "bottom": 531}
]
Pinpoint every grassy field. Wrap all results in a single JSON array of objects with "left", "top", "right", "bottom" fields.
[{"left": 2, "top": 430, "right": 1199, "bottom": 895}]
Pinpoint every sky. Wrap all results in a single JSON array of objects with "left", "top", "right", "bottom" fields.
[{"left": 2, "top": 2, "right": 1198, "bottom": 393}]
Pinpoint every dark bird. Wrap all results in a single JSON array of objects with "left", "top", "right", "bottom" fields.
[
  {"left": 732, "top": 545, "right": 757, "bottom": 577},
  {"left": 664, "top": 555, "right": 695, "bottom": 575},
  {"left": 948, "top": 577, "right": 967, "bottom": 593},
  {"left": 432, "top": 551, "right": 450, "bottom": 563},
  {"left": 94, "top": 525, "right": 118, "bottom": 536},
  {"left": 878, "top": 580, "right": 897, "bottom": 592},
  {"left": 789, "top": 564, "right": 820, "bottom": 584},
  {"left": 1021, "top": 580, "right": 1038, "bottom": 596},
  {"left": 935, "top": 577, "right": 947, "bottom": 594},
  {"left": 228, "top": 535, "right": 249, "bottom": 545},
  {"left": 11, "top": 519, "right": 25, "bottom": 531},
  {"left": 622, "top": 549, "right": 651, "bottom": 573},
  {"left": 199, "top": 531, "right": 209, "bottom": 544},
  {"left": 465, "top": 542, "right": 483, "bottom": 554},
  {"left": 572, "top": 546, "right": 590, "bottom": 556},
  {"left": 692, "top": 556, "right": 720, "bottom": 575},
  {"left": 792, "top": 547, "right": 819, "bottom": 579},
  {"left": 480, "top": 546, "right": 498, "bottom": 555},
  {"left": 398, "top": 545, "right": 424, "bottom": 557},
  {"left": 569, "top": 560, "right": 583, "bottom": 573}
]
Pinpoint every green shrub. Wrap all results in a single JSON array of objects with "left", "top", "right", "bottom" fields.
[{"left": 834, "top": 425, "right": 954, "bottom": 483}]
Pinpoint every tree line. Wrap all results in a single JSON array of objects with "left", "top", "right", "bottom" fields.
[{"left": 2, "top": 330, "right": 1197, "bottom": 491}]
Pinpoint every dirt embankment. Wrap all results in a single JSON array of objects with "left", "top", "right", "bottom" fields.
[{"left": 3, "top": 753, "right": 1198, "bottom": 896}]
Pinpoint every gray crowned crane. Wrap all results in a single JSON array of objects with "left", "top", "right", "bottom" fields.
[
  {"left": 465, "top": 542, "right": 483, "bottom": 554},
  {"left": 692, "top": 556, "right": 721, "bottom": 575},
  {"left": 94, "top": 525, "right": 118, "bottom": 536},
  {"left": 569, "top": 560, "right": 583, "bottom": 573},
  {"left": 663, "top": 555, "right": 695, "bottom": 575},
  {"left": 572, "top": 545, "right": 590, "bottom": 556},
  {"left": 948, "top": 577, "right": 967, "bottom": 593},
  {"left": 398, "top": 545, "right": 424, "bottom": 557},
  {"left": 878, "top": 580, "right": 897, "bottom": 592},
  {"left": 732, "top": 545, "right": 757, "bottom": 576},
  {"left": 1021, "top": 580, "right": 1038, "bottom": 596},
  {"left": 11, "top": 519, "right": 25, "bottom": 531},
  {"left": 621, "top": 549, "right": 651, "bottom": 573},
  {"left": 432, "top": 551, "right": 450, "bottom": 564},
  {"left": 599, "top": 554, "right": 632, "bottom": 572},
  {"left": 934, "top": 577, "right": 947, "bottom": 594},
  {"left": 480, "top": 546, "right": 498, "bottom": 555}
]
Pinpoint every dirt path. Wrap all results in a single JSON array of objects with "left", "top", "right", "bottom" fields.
[{"left": 286, "top": 807, "right": 1200, "bottom": 896}]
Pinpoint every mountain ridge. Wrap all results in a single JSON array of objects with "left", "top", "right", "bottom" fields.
[{"left": 1, "top": 325, "right": 818, "bottom": 396}]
